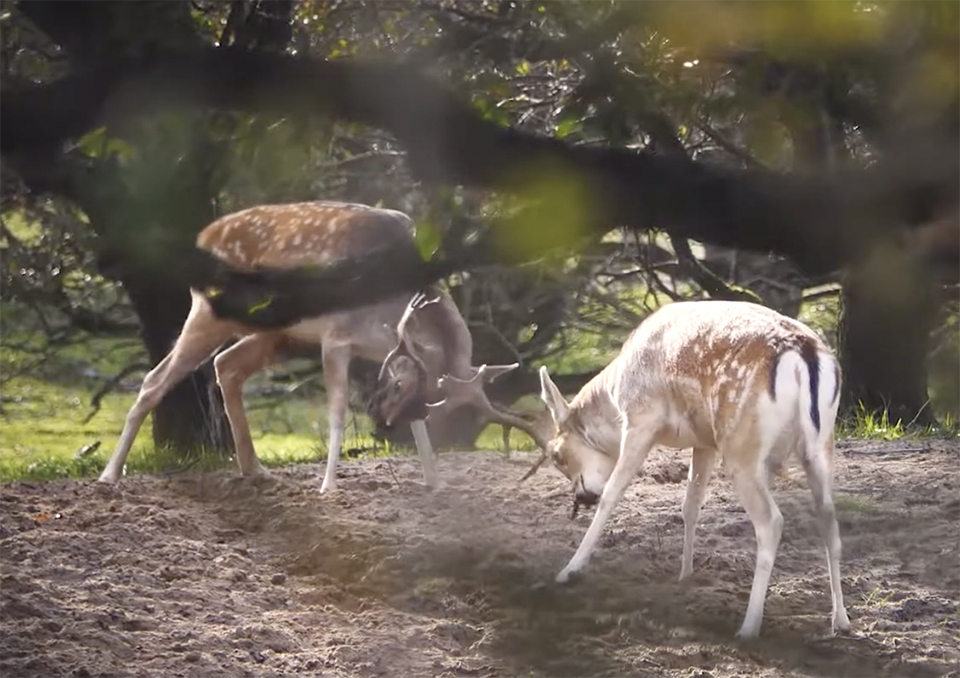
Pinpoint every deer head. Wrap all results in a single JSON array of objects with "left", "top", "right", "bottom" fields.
[
  {"left": 367, "top": 289, "right": 552, "bottom": 456},
  {"left": 367, "top": 289, "right": 444, "bottom": 427}
]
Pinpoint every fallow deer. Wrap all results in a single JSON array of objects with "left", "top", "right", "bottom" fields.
[
  {"left": 98, "top": 201, "right": 543, "bottom": 492},
  {"left": 530, "top": 300, "right": 851, "bottom": 639}
]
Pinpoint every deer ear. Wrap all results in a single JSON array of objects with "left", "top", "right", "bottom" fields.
[
  {"left": 539, "top": 366, "right": 570, "bottom": 425},
  {"left": 478, "top": 363, "right": 519, "bottom": 382}
]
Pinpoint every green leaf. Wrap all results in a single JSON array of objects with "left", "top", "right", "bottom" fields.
[
  {"left": 248, "top": 296, "right": 274, "bottom": 315},
  {"left": 414, "top": 219, "right": 442, "bottom": 259},
  {"left": 76, "top": 127, "right": 108, "bottom": 158},
  {"left": 104, "top": 138, "right": 138, "bottom": 164},
  {"left": 555, "top": 114, "right": 581, "bottom": 139}
]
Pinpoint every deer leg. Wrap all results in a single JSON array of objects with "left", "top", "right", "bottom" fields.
[
  {"left": 802, "top": 443, "right": 852, "bottom": 635},
  {"left": 99, "top": 303, "right": 233, "bottom": 483},
  {"left": 732, "top": 467, "right": 784, "bottom": 640},
  {"left": 409, "top": 419, "right": 440, "bottom": 489},
  {"left": 556, "top": 424, "right": 656, "bottom": 583},
  {"left": 214, "top": 334, "right": 278, "bottom": 477},
  {"left": 319, "top": 344, "right": 351, "bottom": 494},
  {"left": 680, "top": 446, "right": 718, "bottom": 580}
]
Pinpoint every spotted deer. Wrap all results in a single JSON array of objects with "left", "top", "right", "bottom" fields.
[
  {"left": 530, "top": 300, "right": 851, "bottom": 639},
  {"left": 98, "top": 201, "right": 545, "bottom": 491}
]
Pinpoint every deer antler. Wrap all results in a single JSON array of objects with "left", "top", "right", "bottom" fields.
[
  {"left": 519, "top": 448, "right": 550, "bottom": 483},
  {"left": 378, "top": 288, "right": 443, "bottom": 382},
  {"left": 430, "top": 363, "right": 552, "bottom": 458}
]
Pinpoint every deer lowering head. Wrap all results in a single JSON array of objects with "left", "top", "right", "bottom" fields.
[
  {"left": 368, "top": 288, "right": 551, "bottom": 453},
  {"left": 98, "top": 201, "right": 449, "bottom": 494},
  {"left": 529, "top": 300, "right": 851, "bottom": 640}
]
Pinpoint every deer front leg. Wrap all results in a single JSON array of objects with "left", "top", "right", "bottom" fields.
[
  {"left": 320, "top": 345, "right": 351, "bottom": 495},
  {"left": 409, "top": 419, "right": 440, "bottom": 489},
  {"left": 680, "top": 446, "right": 718, "bottom": 580},
  {"left": 100, "top": 306, "right": 232, "bottom": 483},
  {"left": 557, "top": 424, "right": 656, "bottom": 583}
]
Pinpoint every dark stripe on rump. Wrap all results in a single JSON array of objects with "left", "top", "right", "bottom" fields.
[{"left": 800, "top": 341, "right": 821, "bottom": 432}]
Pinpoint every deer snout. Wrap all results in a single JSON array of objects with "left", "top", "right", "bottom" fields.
[
  {"left": 569, "top": 477, "right": 600, "bottom": 519},
  {"left": 574, "top": 476, "right": 600, "bottom": 506},
  {"left": 365, "top": 391, "right": 390, "bottom": 426}
]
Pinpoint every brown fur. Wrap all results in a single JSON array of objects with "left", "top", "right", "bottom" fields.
[{"left": 196, "top": 202, "right": 416, "bottom": 271}]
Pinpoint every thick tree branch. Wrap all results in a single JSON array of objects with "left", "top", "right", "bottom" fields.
[
  {"left": 3, "top": 46, "right": 957, "bottom": 328},
  {"left": 8, "top": 50, "right": 957, "bottom": 233}
]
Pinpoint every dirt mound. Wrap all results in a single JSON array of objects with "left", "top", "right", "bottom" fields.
[{"left": 2, "top": 441, "right": 958, "bottom": 677}]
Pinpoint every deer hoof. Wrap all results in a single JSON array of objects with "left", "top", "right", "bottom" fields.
[{"left": 242, "top": 464, "right": 271, "bottom": 479}]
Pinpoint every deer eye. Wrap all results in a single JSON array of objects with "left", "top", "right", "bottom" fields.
[{"left": 394, "top": 381, "right": 403, "bottom": 391}]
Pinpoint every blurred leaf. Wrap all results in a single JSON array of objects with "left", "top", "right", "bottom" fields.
[
  {"left": 497, "top": 164, "right": 596, "bottom": 261},
  {"left": 555, "top": 113, "right": 582, "bottom": 139},
  {"left": 472, "top": 96, "right": 511, "bottom": 128},
  {"left": 75, "top": 127, "right": 108, "bottom": 158},
  {"left": 414, "top": 219, "right": 442, "bottom": 260}
]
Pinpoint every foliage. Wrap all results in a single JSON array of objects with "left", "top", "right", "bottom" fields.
[{"left": 1, "top": 0, "right": 957, "bottom": 463}]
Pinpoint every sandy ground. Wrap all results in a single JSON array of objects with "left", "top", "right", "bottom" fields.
[{"left": 1, "top": 440, "right": 958, "bottom": 678}]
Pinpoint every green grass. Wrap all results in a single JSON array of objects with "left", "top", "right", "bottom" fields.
[
  {"left": 859, "top": 585, "right": 895, "bottom": 608},
  {"left": 838, "top": 404, "right": 908, "bottom": 441},
  {"left": 2, "top": 323, "right": 954, "bottom": 484},
  {"left": 2, "top": 371, "right": 954, "bottom": 484},
  {"left": 834, "top": 495, "right": 881, "bottom": 515},
  {"left": 0, "top": 374, "right": 389, "bottom": 482},
  {"left": 837, "top": 402, "right": 959, "bottom": 441},
  {"left": 0, "top": 348, "right": 537, "bottom": 484}
]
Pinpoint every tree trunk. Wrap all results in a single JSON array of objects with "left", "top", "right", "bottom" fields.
[
  {"left": 782, "top": 103, "right": 938, "bottom": 426},
  {"left": 838, "top": 243, "right": 939, "bottom": 426},
  {"left": 123, "top": 274, "right": 234, "bottom": 454}
]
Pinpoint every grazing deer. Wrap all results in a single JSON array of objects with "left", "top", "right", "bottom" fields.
[
  {"left": 529, "top": 300, "right": 851, "bottom": 639},
  {"left": 98, "top": 201, "right": 543, "bottom": 492}
]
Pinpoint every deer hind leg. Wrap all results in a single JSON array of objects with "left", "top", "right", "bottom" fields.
[
  {"left": 214, "top": 334, "right": 278, "bottom": 477},
  {"left": 801, "top": 440, "right": 852, "bottom": 634},
  {"left": 99, "top": 298, "right": 234, "bottom": 483},
  {"left": 557, "top": 422, "right": 657, "bottom": 583},
  {"left": 680, "top": 446, "right": 718, "bottom": 580},
  {"left": 731, "top": 464, "right": 784, "bottom": 640},
  {"left": 319, "top": 344, "right": 351, "bottom": 494}
]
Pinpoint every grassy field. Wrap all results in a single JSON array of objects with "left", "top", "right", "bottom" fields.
[
  {"left": 1, "top": 298, "right": 955, "bottom": 484},
  {"left": 1, "top": 362, "right": 951, "bottom": 484},
  {"left": 0, "top": 333, "right": 543, "bottom": 482}
]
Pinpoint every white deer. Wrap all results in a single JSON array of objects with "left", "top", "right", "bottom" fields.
[
  {"left": 98, "top": 201, "right": 545, "bottom": 491},
  {"left": 531, "top": 300, "right": 851, "bottom": 639}
]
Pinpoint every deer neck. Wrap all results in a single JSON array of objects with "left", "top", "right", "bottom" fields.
[{"left": 568, "top": 368, "right": 623, "bottom": 459}]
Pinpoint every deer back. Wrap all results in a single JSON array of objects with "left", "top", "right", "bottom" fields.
[{"left": 196, "top": 201, "right": 418, "bottom": 271}]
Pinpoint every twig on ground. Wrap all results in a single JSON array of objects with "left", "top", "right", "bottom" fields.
[{"left": 82, "top": 361, "right": 150, "bottom": 424}]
